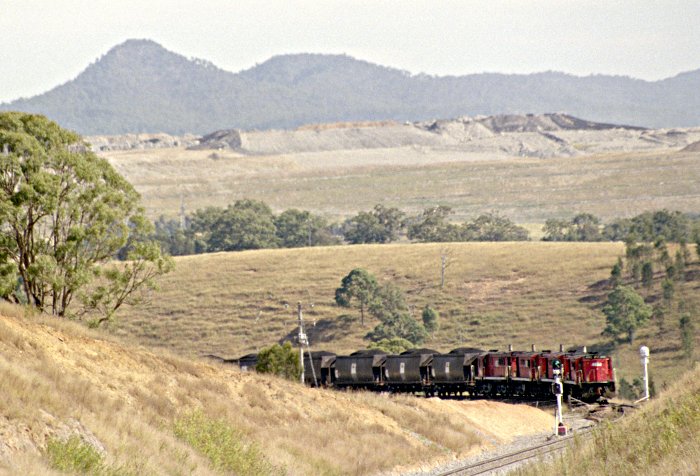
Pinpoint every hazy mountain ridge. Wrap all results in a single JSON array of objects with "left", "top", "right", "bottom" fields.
[{"left": 2, "top": 39, "right": 699, "bottom": 134}]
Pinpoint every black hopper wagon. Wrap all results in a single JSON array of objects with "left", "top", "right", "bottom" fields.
[
  {"left": 431, "top": 348, "right": 482, "bottom": 397},
  {"left": 333, "top": 349, "right": 387, "bottom": 391},
  {"left": 384, "top": 349, "right": 438, "bottom": 395},
  {"left": 302, "top": 350, "right": 337, "bottom": 387}
]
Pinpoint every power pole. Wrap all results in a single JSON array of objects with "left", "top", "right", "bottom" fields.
[{"left": 296, "top": 302, "right": 318, "bottom": 386}]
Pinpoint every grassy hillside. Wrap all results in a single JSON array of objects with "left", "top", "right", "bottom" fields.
[
  {"left": 111, "top": 242, "right": 700, "bottom": 389},
  {"left": 0, "top": 304, "right": 553, "bottom": 475},
  {"left": 515, "top": 362, "right": 700, "bottom": 475},
  {"left": 105, "top": 147, "right": 700, "bottom": 223}
]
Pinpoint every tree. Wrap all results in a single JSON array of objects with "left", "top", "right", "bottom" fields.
[
  {"left": 641, "top": 261, "right": 654, "bottom": 291},
  {"left": 602, "top": 285, "right": 652, "bottom": 344},
  {"left": 207, "top": 199, "right": 278, "bottom": 251},
  {"left": 570, "top": 213, "right": 603, "bottom": 241},
  {"left": 371, "top": 204, "right": 405, "bottom": 242},
  {"left": 335, "top": 269, "right": 379, "bottom": 326},
  {"left": 440, "top": 247, "right": 453, "bottom": 289},
  {"left": 369, "top": 283, "right": 408, "bottom": 322},
  {"left": 542, "top": 219, "right": 570, "bottom": 241},
  {"left": 188, "top": 206, "right": 225, "bottom": 253},
  {"left": 0, "top": 112, "right": 171, "bottom": 319},
  {"left": 407, "top": 205, "right": 461, "bottom": 242},
  {"left": 661, "top": 278, "right": 675, "bottom": 309},
  {"left": 463, "top": 212, "right": 529, "bottom": 241},
  {"left": 610, "top": 257, "right": 623, "bottom": 287},
  {"left": 602, "top": 218, "right": 633, "bottom": 241},
  {"left": 255, "top": 342, "right": 301, "bottom": 381},
  {"left": 368, "top": 337, "right": 415, "bottom": 354},
  {"left": 679, "top": 314, "right": 695, "bottom": 361},
  {"left": 342, "top": 211, "right": 384, "bottom": 244},
  {"left": 422, "top": 305, "right": 439, "bottom": 333},
  {"left": 274, "top": 209, "right": 336, "bottom": 248},
  {"left": 343, "top": 204, "right": 405, "bottom": 244},
  {"left": 674, "top": 249, "right": 686, "bottom": 281},
  {"left": 366, "top": 312, "right": 428, "bottom": 345},
  {"left": 153, "top": 216, "right": 196, "bottom": 256}
]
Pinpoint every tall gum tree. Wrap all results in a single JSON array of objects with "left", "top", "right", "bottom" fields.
[{"left": 0, "top": 112, "right": 171, "bottom": 321}]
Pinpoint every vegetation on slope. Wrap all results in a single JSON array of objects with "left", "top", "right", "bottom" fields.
[
  {"left": 0, "top": 303, "right": 554, "bottom": 475},
  {"left": 515, "top": 363, "right": 700, "bottom": 476},
  {"left": 111, "top": 242, "right": 700, "bottom": 388}
]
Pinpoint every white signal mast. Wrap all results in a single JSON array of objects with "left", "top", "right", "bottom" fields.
[{"left": 635, "top": 345, "right": 650, "bottom": 403}]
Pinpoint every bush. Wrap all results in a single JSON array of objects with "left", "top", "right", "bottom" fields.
[
  {"left": 255, "top": 342, "right": 301, "bottom": 381},
  {"left": 46, "top": 435, "right": 104, "bottom": 474},
  {"left": 422, "top": 306, "right": 440, "bottom": 333},
  {"left": 174, "top": 409, "right": 278, "bottom": 475}
]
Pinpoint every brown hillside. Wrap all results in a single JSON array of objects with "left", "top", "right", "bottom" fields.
[{"left": 0, "top": 304, "right": 553, "bottom": 475}]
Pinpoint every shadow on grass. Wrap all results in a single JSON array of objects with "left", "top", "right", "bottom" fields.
[{"left": 278, "top": 314, "right": 360, "bottom": 345}]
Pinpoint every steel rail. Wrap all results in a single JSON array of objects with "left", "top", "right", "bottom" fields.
[{"left": 437, "top": 427, "right": 594, "bottom": 476}]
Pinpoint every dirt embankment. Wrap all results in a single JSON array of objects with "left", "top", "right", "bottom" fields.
[
  {"left": 90, "top": 114, "right": 700, "bottom": 159},
  {"left": 0, "top": 306, "right": 552, "bottom": 475}
]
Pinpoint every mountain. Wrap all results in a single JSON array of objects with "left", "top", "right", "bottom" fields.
[{"left": 2, "top": 39, "right": 699, "bottom": 135}]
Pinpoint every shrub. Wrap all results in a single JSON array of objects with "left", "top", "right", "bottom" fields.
[
  {"left": 174, "top": 409, "right": 278, "bottom": 475},
  {"left": 46, "top": 435, "right": 104, "bottom": 474},
  {"left": 422, "top": 306, "right": 440, "bottom": 333},
  {"left": 255, "top": 342, "right": 301, "bottom": 381}
]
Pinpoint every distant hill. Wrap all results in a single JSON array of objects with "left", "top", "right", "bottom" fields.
[{"left": 2, "top": 39, "right": 700, "bottom": 135}]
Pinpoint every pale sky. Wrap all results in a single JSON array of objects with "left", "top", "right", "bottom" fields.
[{"left": 1, "top": 0, "right": 699, "bottom": 103}]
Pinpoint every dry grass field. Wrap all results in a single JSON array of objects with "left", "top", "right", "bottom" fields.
[
  {"left": 0, "top": 305, "right": 553, "bottom": 475},
  {"left": 105, "top": 147, "right": 700, "bottom": 223},
  {"left": 111, "top": 242, "right": 700, "bottom": 389}
]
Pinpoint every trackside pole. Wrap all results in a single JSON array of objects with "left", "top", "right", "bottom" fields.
[
  {"left": 298, "top": 302, "right": 306, "bottom": 384},
  {"left": 552, "top": 358, "right": 566, "bottom": 436},
  {"left": 297, "top": 302, "right": 318, "bottom": 387},
  {"left": 554, "top": 370, "right": 565, "bottom": 435},
  {"left": 635, "top": 345, "right": 650, "bottom": 403}
]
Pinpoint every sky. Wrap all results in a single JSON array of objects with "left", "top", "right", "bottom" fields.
[{"left": 1, "top": 0, "right": 699, "bottom": 103}]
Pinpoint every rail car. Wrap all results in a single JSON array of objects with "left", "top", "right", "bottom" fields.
[{"left": 230, "top": 345, "right": 616, "bottom": 402}]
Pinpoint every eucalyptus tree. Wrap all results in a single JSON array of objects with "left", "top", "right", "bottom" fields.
[{"left": 0, "top": 112, "right": 171, "bottom": 322}]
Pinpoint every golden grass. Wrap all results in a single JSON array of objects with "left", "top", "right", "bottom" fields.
[
  {"left": 0, "top": 305, "right": 553, "bottom": 475},
  {"left": 104, "top": 147, "right": 700, "bottom": 223}
]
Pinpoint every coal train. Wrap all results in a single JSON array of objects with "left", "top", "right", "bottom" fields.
[{"left": 228, "top": 345, "right": 615, "bottom": 402}]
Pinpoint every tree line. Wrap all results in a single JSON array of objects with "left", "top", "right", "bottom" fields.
[
  {"left": 156, "top": 204, "right": 700, "bottom": 257},
  {"left": 543, "top": 210, "right": 700, "bottom": 244},
  {"left": 154, "top": 203, "right": 532, "bottom": 256}
]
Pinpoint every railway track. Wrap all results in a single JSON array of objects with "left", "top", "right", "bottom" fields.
[
  {"left": 437, "top": 427, "right": 594, "bottom": 476},
  {"left": 434, "top": 399, "right": 633, "bottom": 476}
]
